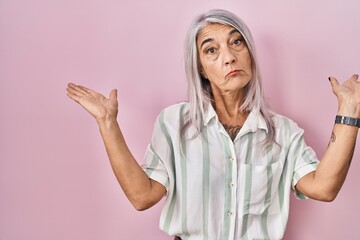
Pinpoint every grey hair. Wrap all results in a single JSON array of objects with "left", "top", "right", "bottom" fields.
[{"left": 183, "top": 9, "right": 276, "bottom": 147}]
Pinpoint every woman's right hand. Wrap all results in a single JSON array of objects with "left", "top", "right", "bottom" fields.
[
  {"left": 67, "top": 83, "right": 166, "bottom": 210},
  {"left": 66, "top": 83, "right": 118, "bottom": 122}
]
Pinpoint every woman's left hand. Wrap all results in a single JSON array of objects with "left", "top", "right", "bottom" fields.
[{"left": 329, "top": 74, "right": 360, "bottom": 118}]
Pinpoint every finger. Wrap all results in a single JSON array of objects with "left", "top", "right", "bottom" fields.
[
  {"left": 68, "top": 83, "right": 83, "bottom": 90},
  {"left": 68, "top": 83, "right": 89, "bottom": 95},
  {"left": 66, "top": 92, "right": 81, "bottom": 103},
  {"left": 329, "top": 76, "right": 344, "bottom": 97},
  {"left": 109, "top": 89, "right": 117, "bottom": 100},
  {"left": 77, "top": 84, "right": 104, "bottom": 98},
  {"left": 66, "top": 86, "right": 85, "bottom": 97},
  {"left": 343, "top": 74, "right": 360, "bottom": 88},
  {"left": 78, "top": 84, "right": 93, "bottom": 93},
  {"left": 328, "top": 76, "right": 339, "bottom": 89},
  {"left": 351, "top": 74, "right": 359, "bottom": 81}
]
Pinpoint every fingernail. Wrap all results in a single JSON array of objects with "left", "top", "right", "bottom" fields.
[{"left": 354, "top": 74, "right": 359, "bottom": 80}]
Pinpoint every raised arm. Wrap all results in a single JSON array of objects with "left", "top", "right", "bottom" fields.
[
  {"left": 295, "top": 74, "right": 359, "bottom": 202},
  {"left": 66, "top": 83, "right": 166, "bottom": 210}
]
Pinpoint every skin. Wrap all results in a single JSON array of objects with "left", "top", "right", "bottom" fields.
[
  {"left": 197, "top": 24, "right": 251, "bottom": 138},
  {"left": 66, "top": 22, "right": 359, "bottom": 211},
  {"left": 296, "top": 75, "right": 359, "bottom": 201},
  {"left": 66, "top": 85, "right": 166, "bottom": 211}
]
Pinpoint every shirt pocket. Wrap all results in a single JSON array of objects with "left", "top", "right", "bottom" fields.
[{"left": 238, "top": 161, "right": 283, "bottom": 215}]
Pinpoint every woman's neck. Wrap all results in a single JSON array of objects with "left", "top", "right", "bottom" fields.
[
  {"left": 211, "top": 87, "right": 249, "bottom": 141},
  {"left": 212, "top": 88, "right": 249, "bottom": 125}
]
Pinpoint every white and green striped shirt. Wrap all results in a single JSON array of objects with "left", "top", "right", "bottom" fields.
[{"left": 142, "top": 102, "right": 319, "bottom": 240}]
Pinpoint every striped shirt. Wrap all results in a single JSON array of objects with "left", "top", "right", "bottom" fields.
[{"left": 142, "top": 102, "right": 319, "bottom": 240}]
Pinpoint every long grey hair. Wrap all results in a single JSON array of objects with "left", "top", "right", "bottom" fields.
[{"left": 183, "top": 9, "right": 276, "bottom": 147}]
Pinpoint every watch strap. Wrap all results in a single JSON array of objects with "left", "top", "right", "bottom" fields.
[{"left": 335, "top": 115, "right": 360, "bottom": 128}]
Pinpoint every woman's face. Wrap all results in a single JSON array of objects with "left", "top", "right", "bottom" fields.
[{"left": 197, "top": 23, "right": 252, "bottom": 94}]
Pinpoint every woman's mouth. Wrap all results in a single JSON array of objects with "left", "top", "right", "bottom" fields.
[{"left": 226, "top": 70, "right": 241, "bottom": 77}]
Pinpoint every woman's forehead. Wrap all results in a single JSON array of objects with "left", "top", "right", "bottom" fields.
[{"left": 197, "top": 23, "right": 240, "bottom": 47}]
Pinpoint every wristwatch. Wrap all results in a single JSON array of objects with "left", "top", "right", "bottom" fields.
[{"left": 335, "top": 115, "right": 360, "bottom": 128}]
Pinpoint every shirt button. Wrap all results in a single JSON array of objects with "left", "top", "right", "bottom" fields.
[
  {"left": 227, "top": 211, "right": 233, "bottom": 216},
  {"left": 229, "top": 182, "right": 235, "bottom": 188},
  {"left": 229, "top": 156, "right": 234, "bottom": 161}
]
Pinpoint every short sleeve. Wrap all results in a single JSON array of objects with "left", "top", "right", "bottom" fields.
[
  {"left": 287, "top": 124, "right": 320, "bottom": 200},
  {"left": 141, "top": 111, "right": 172, "bottom": 192},
  {"left": 142, "top": 144, "right": 169, "bottom": 191}
]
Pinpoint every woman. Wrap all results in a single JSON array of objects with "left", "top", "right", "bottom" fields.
[{"left": 66, "top": 9, "right": 359, "bottom": 240}]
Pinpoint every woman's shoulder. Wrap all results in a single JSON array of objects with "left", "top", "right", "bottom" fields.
[
  {"left": 271, "top": 111, "right": 303, "bottom": 132},
  {"left": 155, "top": 102, "right": 190, "bottom": 129},
  {"left": 161, "top": 101, "right": 189, "bottom": 115}
]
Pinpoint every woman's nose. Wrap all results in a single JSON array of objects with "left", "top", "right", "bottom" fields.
[{"left": 223, "top": 48, "right": 237, "bottom": 65}]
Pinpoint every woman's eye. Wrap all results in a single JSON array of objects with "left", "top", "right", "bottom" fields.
[
  {"left": 206, "top": 47, "right": 216, "bottom": 54},
  {"left": 233, "top": 38, "right": 243, "bottom": 46}
]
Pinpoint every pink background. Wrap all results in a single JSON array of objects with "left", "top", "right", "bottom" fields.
[{"left": 1, "top": 0, "right": 360, "bottom": 239}]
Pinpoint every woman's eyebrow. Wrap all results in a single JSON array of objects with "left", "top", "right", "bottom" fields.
[
  {"left": 200, "top": 38, "right": 214, "bottom": 48},
  {"left": 229, "top": 29, "right": 240, "bottom": 36}
]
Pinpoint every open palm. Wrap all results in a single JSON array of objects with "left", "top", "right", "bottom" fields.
[{"left": 66, "top": 83, "right": 118, "bottom": 121}]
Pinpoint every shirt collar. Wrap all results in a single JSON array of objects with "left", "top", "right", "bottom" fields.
[
  {"left": 204, "top": 103, "right": 217, "bottom": 126},
  {"left": 242, "top": 108, "right": 268, "bottom": 133},
  {"left": 203, "top": 103, "right": 268, "bottom": 133}
]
